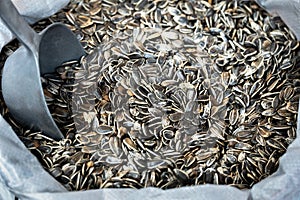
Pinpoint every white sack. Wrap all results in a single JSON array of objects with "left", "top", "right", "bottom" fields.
[
  {"left": 0, "top": 0, "right": 69, "bottom": 52},
  {"left": 1, "top": 0, "right": 300, "bottom": 200}
]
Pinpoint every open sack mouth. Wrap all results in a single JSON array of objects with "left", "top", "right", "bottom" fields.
[{"left": 0, "top": 0, "right": 299, "bottom": 199}]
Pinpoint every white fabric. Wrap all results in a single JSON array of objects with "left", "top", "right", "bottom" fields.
[
  {"left": 0, "top": 0, "right": 69, "bottom": 52},
  {"left": 0, "top": 0, "right": 300, "bottom": 199}
]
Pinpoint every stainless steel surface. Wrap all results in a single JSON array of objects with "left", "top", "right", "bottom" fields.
[{"left": 0, "top": 0, "right": 85, "bottom": 140}]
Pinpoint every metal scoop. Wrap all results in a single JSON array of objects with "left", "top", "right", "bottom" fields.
[{"left": 0, "top": 0, "right": 85, "bottom": 140}]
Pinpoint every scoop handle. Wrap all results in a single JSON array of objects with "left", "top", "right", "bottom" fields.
[{"left": 0, "top": 0, "right": 40, "bottom": 54}]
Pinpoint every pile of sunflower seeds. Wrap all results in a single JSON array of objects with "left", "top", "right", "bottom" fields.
[{"left": 0, "top": 0, "right": 300, "bottom": 191}]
